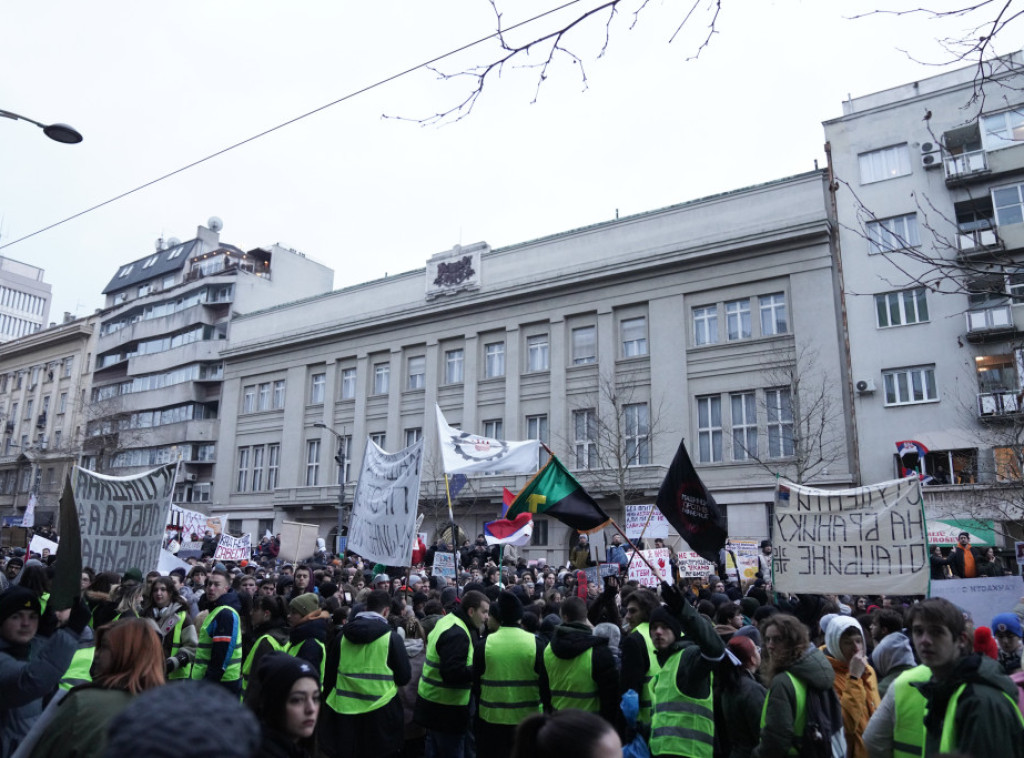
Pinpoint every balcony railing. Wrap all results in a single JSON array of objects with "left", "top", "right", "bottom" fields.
[
  {"left": 978, "top": 390, "right": 1020, "bottom": 417},
  {"left": 957, "top": 227, "right": 1001, "bottom": 255},
  {"left": 945, "top": 150, "right": 988, "bottom": 180},
  {"left": 965, "top": 303, "right": 1014, "bottom": 334}
]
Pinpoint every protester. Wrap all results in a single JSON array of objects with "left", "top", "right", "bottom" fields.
[
  {"left": 568, "top": 534, "right": 594, "bottom": 570},
  {"left": 285, "top": 594, "right": 329, "bottom": 683},
  {"left": 716, "top": 635, "right": 766, "bottom": 758},
  {"left": 870, "top": 630, "right": 916, "bottom": 697},
  {"left": 247, "top": 652, "right": 321, "bottom": 758},
  {"left": 543, "top": 597, "right": 619, "bottom": 723},
  {"left": 620, "top": 587, "right": 661, "bottom": 729},
  {"left": 948, "top": 531, "right": 984, "bottom": 578},
  {"left": 142, "top": 576, "right": 197, "bottom": 680},
  {"left": 242, "top": 595, "right": 290, "bottom": 699},
  {"left": 822, "top": 616, "right": 879, "bottom": 758},
  {"left": 190, "top": 568, "right": 243, "bottom": 694},
  {"left": 992, "top": 611, "right": 1023, "bottom": 675}
]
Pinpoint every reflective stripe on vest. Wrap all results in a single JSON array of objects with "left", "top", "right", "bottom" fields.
[
  {"left": 651, "top": 650, "right": 715, "bottom": 758},
  {"left": 191, "top": 605, "right": 242, "bottom": 682},
  {"left": 759, "top": 671, "right": 811, "bottom": 758},
  {"left": 634, "top": 623, "right": 662, "bottom": 725},
  {"left": 60, "top": 646, "right": 95, "bottom": 690},
  {"left": 544, "top": 646, "right": 599, "bottom": 713},
  {"left": 241, "top": 632, "right": 286, "bottom": 696},
  {"left": 417, "top": 613, "right": 473, "bottom": 707},
  {"left": 286, "top": 638, "right": 327, "bottom": 685},
  {"left": 166, "top": 611, "right": 190, "bottom": 681},
  {"left": 938, "top": 680, "right": 1024, "bottom": 753},
  {"left": 478, "top": 627, "right": 543, "bottom": 725},
  {"left": 327, "top": 634, "right": 397, "bottom": 715},
  {"left": 891, "top": 664, "right": 930, "bottom": 758}
]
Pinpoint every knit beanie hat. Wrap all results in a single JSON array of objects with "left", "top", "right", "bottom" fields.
[
  {"left": 992, "top": 612, "right": 1023, "bottom": 638},
  {"left": 649, "top": 606, "right": 683, "bottom": 640},
  {"left": 288, "top": 593, "right": 320, "bottom": 618},
  {"left": 973, "top": 626, "right": 1000, "bottom": 660},
  {"left": 740, "top": 597, "right": 760, "bottom": 617},
  {"left": 824, "top": 615, "right": 864, "bottom": 660},
  {"left": 728, "top": 635, "right": 758, "bottom": 667},
  {"left": 0, "top": 586, "right": 40, "bottom": 623},
  {"left": 733, "top": 623, "right": 762, "bottom": 648},
  {"left": 251, "top": 652, "right": 320, "bottom": 725}
]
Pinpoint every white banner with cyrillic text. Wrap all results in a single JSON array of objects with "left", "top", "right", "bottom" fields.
[{"left": 214, "top": 533, "right": 251, "bottom": 562}]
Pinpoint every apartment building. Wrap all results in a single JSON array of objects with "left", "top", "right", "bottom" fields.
[
  {"left": 216, "top": 172, "right": 855, "bottom": 558},
  {"left": 824, "top": 51, "right": 1024, "bottom": 540},
  {"left": 0, "top": 256, "right": 51, "bottom": 343}
]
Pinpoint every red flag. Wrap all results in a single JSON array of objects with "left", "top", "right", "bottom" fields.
[{"left": 501, "top": 487, "right": 516, "bottom": 517}]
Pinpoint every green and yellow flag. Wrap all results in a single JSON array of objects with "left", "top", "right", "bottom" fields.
[{"left": 506, "top": 455, "right": 610, "bottom": 534}]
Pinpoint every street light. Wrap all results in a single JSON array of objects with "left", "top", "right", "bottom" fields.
[
  {"left": 0, "top": 108, "right": 83, "bottom": 144},
  {"left": 313, "top": 422, "right": 348, "bottom": 547}
]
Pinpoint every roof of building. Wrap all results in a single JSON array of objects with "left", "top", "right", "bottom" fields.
[{"left": 101, "top": 239, "right": 201, "bottom": 294}]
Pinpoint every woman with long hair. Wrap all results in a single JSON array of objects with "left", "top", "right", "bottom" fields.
[
  {"left": 29, "top": 618, "right": 165, "bottom": 758},
  {"left": 511, "top": 709, "right": 620, "bottom": 758},
  {"left": 751, "top": 614, "right": 836, "bottom": 758},
  {"left": 247, "top": 652, "right": 321, "bottom": 758},
  {"left": 141, "top": 576, "right": 197, "bottom": 680}
]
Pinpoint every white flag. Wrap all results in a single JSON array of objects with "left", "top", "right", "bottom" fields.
[
  {"left": 435, "top": 405, "right": 540, "bottom": 475},
  {"left": 22, "top": 492, "right": 36, "bottom": 528}
]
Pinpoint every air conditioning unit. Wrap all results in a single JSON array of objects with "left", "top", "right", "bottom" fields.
[
  {"left": 920, "top": 141, "right": 941, "bottom": 169},
  {"left": 185, "top": 473, "right": 198, "bottom": 482},
  {"left": 855, "top": 378, "right": 877, "bottom": 394}
]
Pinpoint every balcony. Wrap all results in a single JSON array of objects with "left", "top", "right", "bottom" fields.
[
  {"left": 956, "top": 228, "right": 1003, "bottom": 260},
  {"left": 977, "top": 390, "right": 1020, "bottom": 417},
  {"left": 944, "top": 150, "right": 989, "bottom": 184},
  {"left": 965, "top": 304, "right": 1015, "bottom": 341}
]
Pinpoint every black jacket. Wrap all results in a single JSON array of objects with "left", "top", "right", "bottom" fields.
[
  {"left": 948, "top": 544, "right": 985, "bottom": 578},
  {"left": 413, "top": 607, "right": 481, "bottom": 734}
]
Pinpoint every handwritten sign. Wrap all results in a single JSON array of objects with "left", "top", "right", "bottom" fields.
[
  {"left": 677, "top": 550, "right": 716, "bottom": 578},
  {"left": 214, "top": 533, "right": 251, "bottom": 562},
  {"left": 432, "top": 551, "right": 456, "bottom": 578},
  {"left": 624, "top": 504, "right": 669, "bottom": 540},
  {"left": 169, "top": 504, "right": 222, "bottom": 538},
  {"left": 72, "top": 463, "right": 176, "bottom": 573},
  {"left": 930, "top": 576, "right": 1024, "bottom": 628},
  {"left": 628, "top": 548, "right": 671, "bottom": 587},
  {"left": 771, "top": 477, "right": 929, "bottom": 595},
  {"left": 349, "top": 437, "right": 424, "bottom": 566}
]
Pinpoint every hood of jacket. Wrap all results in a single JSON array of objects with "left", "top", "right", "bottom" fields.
[
  {"left": 916, "top": 654, "right": 1019, "bottom": 731},
  {"left": 289, "top": 615, "right": 329, "bottom": 644},
  {"left": 213, "top": 589, "right": 243, "bottom": 614},
  {"left": 873, "top": 632, "right": 916, "bottom": 678},
  {"left": 549, "top": 621, "right": 606, "bottom": 660},
  {"left": 787, "top": 643, "right": 837, "bottom": 691},
  {"left": 341, "top": 613, "right": 392, "bottom": 644}
]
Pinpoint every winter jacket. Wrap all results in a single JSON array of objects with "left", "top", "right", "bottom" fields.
[
  {"left": 287, "top": 615, "right": 329, "bottom": 682},
  {"left": 254, "top": 728, "right": 313, "bottom": 758},
  {"left": 568, "top": 545, "right": 594, "bottom": 571},
  {"left": 824, "top": 648, "right": 879, "bottom": 758},
  {"left": 948, "top": 544, "right": 985, "bottom": 578},
  {"left": 398, "top": 636, "right": 426, "bottom": 738},
  {"left": 913, "top": 653, "right": 1024, "bottom": 757},
  {"left": 718, "top": 669, "right": 766, "bottom": 758},
  {"left": 413, "top": 607, "right": 480, "bottom": 734},
  {"left": 0, "top": 628, "right": 83, "bottom": 758},
  {"left": 751, "top": 644, "right": 836, "bottom": 758},
  {"left": 27, "top": 686, "right": 133, "bottom": 758},
  {"left": 148, "top": 602, "right": 197, "bottom": 675},
  {"left": 545, "top": 621, "right": 619, "bottom": 723}
]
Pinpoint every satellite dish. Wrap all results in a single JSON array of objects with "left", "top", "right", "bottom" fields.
[
  {"left": 166, "top": 237, "right": 182, "bottom": 248},
  {"left": 155, "top": 237, "right": 166, "bottom": 251},
  {"left": 207, "top": 216, "right": 223, "bottom": 233}
]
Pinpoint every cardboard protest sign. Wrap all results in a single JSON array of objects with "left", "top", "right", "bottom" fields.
[
  {"left": 169, "top": 504, "right": 222, "bottom": 538},
  {"left": 772, "top": 477, "right": 929, "bottom": 595},
  {"left": 599, "top": 563, "right": 620, "bottom": 577},
  {"left": 158, "top": 548, "right": 191, "bottom": 575},
  {"left": 214, "top": 533, "right": 251, "bottom": 562},
  {"left": 583, "top": 566, "right": 601, "bottom": 586},
  {"left": 72, "top": 464, "right": 176, "bottom": 573},
  {"left": 628, "top": 548, "right": 671, "bottom": 587},
  {"left": 349, "top": 437, "right": 424, "bottom": 566},
  {"left": 930, "top": 576, "right": 1024, "bottom": 628},
  {"left": 29, "top": 535, "right": 59, "bottom": 556},
  {"left": 624, "top": 504, "right": 669, "bottom": 540},
  {"left": 432, "top": 552, "right": 456, "bottom": 578},
  {"left": 677, "top": 551, "right": 716, "bottom": 578}
]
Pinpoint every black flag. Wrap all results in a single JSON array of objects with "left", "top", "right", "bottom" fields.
[
  {"left": 49, "top": 473, "right": 82, "bottom": 611},
  {"left": 655, "top": 438, "right": 728, "bottom": 563}
]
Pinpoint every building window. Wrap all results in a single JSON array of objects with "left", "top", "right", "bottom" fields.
[
  {"left": 527, "top": 334, "right": 549, "bottom": 372},
  {"left": 875, "top": 288, "right": 929, "bottom": 328},
  {"left": 236, "top": 447, "right": 250, "bottom": 492},
  {"left": 571, "top": 408, "right": 597, "bottom": 469},
  {"left": 883, "top": 366, "right": 938, "bottom": 406},
  {"left": 759, "top": 293, "right": 788, "bottom": 336},
  {"left": 63, "top": 357, "right": 74, "bottom": 377},
  {"left": 251, "top": 445, "right": 265, "bottom": 491},
  {"left": 267, "top": 444, "right": 280, "bottom": 490},
  {"left": 693, "top": 305, "right": 718, "bottom": 346},
  {"left": 404, "top": 427, "right": 423, "bottom": 448},
  {"left": 697, "top": 395, "right": 723, "bottom": 463},
  {"left": 858, "top": 144, "right": 911, "bottom": 184},
  {"left": 981, "top": 108, "right": 1024, "bottom": 152},
  {"left": 273, "top": 380, "right": 285, "bottom": 409},
  {"left": 571, "top": 326, "right": 597, "bottom": 365},
  {"left": 53, "top": 430, "right": 61, "bottom": 449},
  {"left": 483, "top": 419, "right": 503, "bottom": 439},
  {"left": 373, "top": 363, "right": 390, "bottom": 394},
  {"left": 993, "top": 183, "right": 1024, "bottom": 227},
  {"left": 340, "top": 368, "right": 356, "bottom": 400},
  {"left": 444, "top": 349, "right": 464, "bottom": 384},
  {"left": 765, "top": 388, "right": 794, "bottom": 457},
  {"left": 257, "top": 382, "right": 271, "bottom": 411},
  {"left": 624, "top": 403, "right": 650, "bottom": 465},
  {"left": 530, "top": 518, "right": 549, "bottom": 546},
  {"left": 621, "top": 317, "right": 648, "bottom": 357},
  {"left": 867, "top": 213, "right": 920, "bottom": 253},
  {"left": 527, "top": 413, "right": 549, "bottom": 468},
  {"left": 407, "top": 356, "right": 426, "bottom": 390},
  {"left": 725, "top": 299, "right": 751, "bottom": 341},
  {"left": 731, "top": 392, "right": 757, "bottom": 461},
  {"left": 310, "top": 373, "right": 326, "bottom": 404},
  {"left": 242, "top": 386, "right": 256, "bottom": 414},
  {"left": 484, "top": 342, "right": 505, "bottom": 378},
  {"left": 370, "top": 432, "right": 386, "bottom": 450},
  {"left": 305, "top": 439, "right": 320, "bottom": 486}
]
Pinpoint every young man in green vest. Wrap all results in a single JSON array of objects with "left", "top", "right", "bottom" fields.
[
  {"left": 414, "top": 589, "right": 490, "bottom": 758},
  {"left": 190, "top": 568, "right": 243, "bottom": 694},
  {"left": 323, "top": 589, "right": 410, "bottom": 758},
  {"left": 621, "top": 588, "right": 662, "bottom": 729},
  {"left": 907, "top": 597, "right": 1024, "bottom": 757},
  {"left": 543, "top": 596, "right": 619, "bottom": 723},
  {"left": 648, "top": 581, "right": 724, "bottom": 758},
  {"left": 473, "top": 591, "right": 549, "bottom": 758}
]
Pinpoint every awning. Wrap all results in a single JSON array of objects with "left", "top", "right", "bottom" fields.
[{"left": 927, "top": 518, "right": 996, "bottom": 546}]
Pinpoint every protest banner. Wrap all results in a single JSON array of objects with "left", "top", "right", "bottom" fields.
[
  {"left": 583, "top": 566, "right": 601, "bottom": 586},
  {"left": 29, "top": 534, "right": 59, "bottom": 556},
  {"left": 433, "top": 551, "right": 456, "bottom": 578},
  {"left": 158, "top": 548, "right": 191, "bottom": 575},
  {"left": 677, "top": 551, "right": 716, "bottom": 579},
  {"left": 169, "top": 504, "right": 222, "bottom": 539},
  {"left": 349, "top": 437, "right": 424, "bottom": 566},
  {"left": 214, "top": 533, "right": 252, "bottom": 562},
  {"left": 930, "top": 576, "right": 1024, "bottom": 628},
  {"left": 599, "top": 562, "right": 620, "bottom": 577},
  {"left": 628, "top": 547, "right": 671, "bottom": 587},
  {"left": 771, "top": 477, "right": 929, "bottom": 595},
  {"left": 624, "top": 504, "right": 670, "bottom": 540},
  {"left": 72, "top": 463, "right": 176, "bottom": 573}
]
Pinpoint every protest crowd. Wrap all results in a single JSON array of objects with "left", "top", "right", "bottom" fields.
[{"left": 1, "top": 527, "right": 1023, "bottom": 758}]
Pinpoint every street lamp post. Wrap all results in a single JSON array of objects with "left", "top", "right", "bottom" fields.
[
  {"left": 313, "top": 423, "right": 348, "bottom": 550},
  {"left": 0, "top": 108, "right": 83, "bottom": 144}
]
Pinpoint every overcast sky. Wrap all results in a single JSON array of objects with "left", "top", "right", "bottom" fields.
[{"left": 0, "top": 1, "right": 1005, "bottom": 322}]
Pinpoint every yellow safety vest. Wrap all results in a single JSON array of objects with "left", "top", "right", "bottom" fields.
[
  {"left": 166, "top": 610, "right": 190, "bottom": 681},
  {"left": 241, "top": 632, "right": 287, "bottom": 697},
  {"left": 191, "top": 605, "right": 242, "bottom": 682},
  {"left": 651, "top": 649, "right": 715, "bottom": 758},
  {"left": 60, "top": 646, "right": 95, "bottom": 690},
  {"left": 938, "top": 681, "right": 1024, "bottom": 753},
  {"left": 634, "top": 622, "right": 662, "bottom": 725},
  {"left": 544, "top": 646, "right": 599, "bottom": 713},
  {"left": 328, "top": 634, "right": 397, "bottom": 715},
  {"left": 891, "top": 665, "right": 930, "bottom": 758},
  {"left": 478, "top": 626, "right": 542, "bottom": 725},
  {"left": 417, "top": 613, "right": 473, "bottom": 707}
]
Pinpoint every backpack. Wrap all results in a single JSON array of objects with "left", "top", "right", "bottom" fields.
[{"left": 786, "top": 672, "right": 846, "bottom": 758}]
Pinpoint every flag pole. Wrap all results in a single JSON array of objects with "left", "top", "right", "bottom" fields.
[
  {"left": 624, "top": 504, "right": 658, "bottom": 574},
  {"left": 610, "top": 517, "right": 662, "bottom": 581},
  {"left": 443, "top": 473, "right": 459, "bottom": 574}
]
